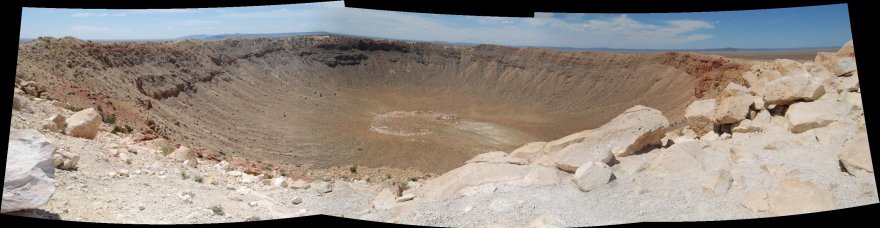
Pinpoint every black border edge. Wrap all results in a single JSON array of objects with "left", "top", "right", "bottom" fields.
[{"left": 4, "top": 0, "right": 878, "bottom": 227}]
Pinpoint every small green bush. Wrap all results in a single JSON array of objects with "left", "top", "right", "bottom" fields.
[
  {"left": 211, "top": 205, "right": 224, "bottom": 216},
  {"left": 103, "top": 115, "right": 117, "bottom": 124},
  {"left": 68, "top": 106, "right": 84, "bottom": 112},
  {"left": 161, "top": 145, "right": 174, "bottom": 156},
  {"left": 349, "top": 165, "right": 357, "bottom": 173},
  {"left": 125, "top": 124, "right": 133, "bottom": 133}
]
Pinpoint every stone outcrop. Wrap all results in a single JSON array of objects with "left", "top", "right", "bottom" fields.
[
  {"left": 552, "top": 105, "right": 668, "bottom": 172},
  {"left": 552, "top": 142, "right": 614, "bottom": 172},
  {"left": 685, "top": 99, "right": 716, "bottom": 135},
  {"left": 510, "top": 142, "right": 547, "bottom": 161},
  {"left": 466, "top": 151, "right": 527, "bottom": 165},
  {"left": 41, "top": 114, "right": 66, "bottom": 133},
  {"left": 714, "top": 83, "right": 753, "bottom": 124},
  {"left": 66, "top": 108, "right": 102, "bottom": 139},
  {"left": 571, "top": 162, "right": 612, "bottom": 192},
  {"left": 4, "top": 129, "right": 57, "bottom": 213},
  {"left": 768, "top": 179, "right": 836, "bottom": 216},
  {"left": 839, "top": 132, "right": 873, "bottom": 174},
  {"left": 740, "top": 189, "right": 770, "bottom": 212},
  {"left": 785, "top": 99, "right": 837, "bottom": 133},
  {"left": 418, "top": 162, "right": 566, "bottom": 201},
  {"left": 762, "top": 76, "right": 825, "bottom": 105}
]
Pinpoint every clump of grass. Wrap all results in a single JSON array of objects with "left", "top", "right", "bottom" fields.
[
  {"left": 111, "top": 124, "right": 133, "bottom": 134},
  {"left": 211, "top": 205, "right": 224, "bottom": 216},
  {"left": 180, "top": 171, "right": 189, "bottom": 180},
  {"left": 161, "top": 144, "right": 174, "bottom": 156},
  {"left": 67, "top": 106, "right": 84, "bottom": 112},
  {"left": 384, "top": 173, "right": 392, "bottom": 181},
  {"left": 265, "top": 174, "right": 274, "bottom": 180},
  {"left": 349, "top": 165, "right": 357, "bottom": 173},
  {"left": 103, "top": 115, "right": 117, "bottom": 124},
  {"left": 409, "top": 177, "right": 419, "bottom": 182},
  {"left": 125, "top": 124, "right": 133, "bottom": 133}
]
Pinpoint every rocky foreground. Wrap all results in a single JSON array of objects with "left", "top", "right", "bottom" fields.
[{"left": 5, "top": 40, "right": 878, "bottom": 226}]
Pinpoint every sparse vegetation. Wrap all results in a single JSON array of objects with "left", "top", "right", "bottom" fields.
[
  {"left": 111, "top": 124, "right": 132, "bottom": 134},
  {"left": 180, "top": 171, "right": 189, "bottom": 180},
  {"left": 161, "top": 144, "right": 174, "bottom": 156},
  {"left": 265, "top": 174, "right": 274, "bottom": 180},
  {"left": 211, "top": 205, "right": 224, "bottom": 216},
  {"left": 103, "top": 115, "right": 117, "bottom": 124},
  {"left": 60, "top": 127, "right": 67, "bottom": 135},
  {"left": 350, "top": 165, "right": 357, "bottom": 173},
  {"left": 67, "top": 106, "right": 83, "bottom": 112},
  {"left": 125, "top": 124, "right": 133, "bottom": 133},
  {"left": 385, "top": 173, "right": 392, "bottom": 181}
]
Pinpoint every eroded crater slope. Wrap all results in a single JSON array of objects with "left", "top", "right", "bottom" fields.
[{"left": 16, "top": 35, "right": 749, "bottom": 173}]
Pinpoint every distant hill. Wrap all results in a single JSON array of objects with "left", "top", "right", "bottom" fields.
[
  {"left": 23, "top": 32, "right": 839, "bottom": 52},
  {"left": 177, "top": 31, "right": 334, "bottom": 40},
  {"left": 533, "top": 46, "right": 841, "bottom": 53}
]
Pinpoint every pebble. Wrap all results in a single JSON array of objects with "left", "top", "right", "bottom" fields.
[
  {"left": 396, "top": 194, "right": 415, "bottom": 202},
  {"left": 292, "top": 197, "right": 302, "bottom": 205}
]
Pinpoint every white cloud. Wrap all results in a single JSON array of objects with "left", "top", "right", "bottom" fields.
[
  {"left": 131, "top": 9, "right": 196, "bottom": 13},
  {"left": 174, "top": 19, "right": 220, "bottom": 27},
  {"left": 69, "top": 25, "right": 112, "bottom": 32},
  {"left": 72, "top": 12, "right": 126, "bottom": 17},
  {"left": 219, "top": 8, "right": 298, "bottom": 19}
]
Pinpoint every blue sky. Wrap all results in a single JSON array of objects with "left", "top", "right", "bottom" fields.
[{"left": 19, "top": 1, "right": 853, "bottom": 49}]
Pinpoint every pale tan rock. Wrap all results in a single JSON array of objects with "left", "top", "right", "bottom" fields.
[
  {"left": 769, "top": 179, "right": 836, "bottom": 216},
  {"left": 510, "top": 142, "right": 547, "bottom": 161},
  {"left": 526, "top": 214, "right": 566, "bottom": 228},
  {"left": 4, "top": 129, "right": 56, "bottom": 213},
  {"left": 786, "top": 100, "right": 837, "bottom": 133},
  {"left": 646, "top": 142, "right": 705, "bottom": 179},
  {"left": 169, "top": 146, "right": 191, "bottom": 161},
  {"left": 66, "top": 108, "right": 102, "bottom": 139},
  {"left": 714, "top": 83, "right": 753, "bottom": 124},
  {"left": 840, "top": 132, "right": 873, "bottom": 174},
  {"left": 732, "top": 119, "right": 762, "bottom": 133},
  {"left": 763, "top": 76, "right": 825, "bottom": 105},
  {"left": 552, "top": 106, "right": 667, "bottom": 172},
  {"left": 372, "top": 188, "right": 397, "bottom": 211},
  {"left": 741, "top": 189, "right": 770, "bottom": 212},
  {"left": 773, "top": 59, "right": 812, "bottom": 78},
  {"left": 466, "top": 151, "right": 527, "bottom": 165},
  {"left": 418, "top": 163, "right": 566, "bottom": 201},
  {"left": 553, "top": 142, "right": 614, "bottom": 172},
  {"left": 752, "top": 96, "right": 765, "bottom": 110},
  {"left": 541, "top": 129, "right": 596, "bottom": 157},
  {"left": 685, "top": 99, "right": 716, "bottom": 135},
  {"left": 703, "top": 170, "right": 732, "bottom": 195},
  {"left": 835, "top": 72, "right": 859, "bottom": 93},
  {"left": 572, "top": 162, "right": 612, "bottom": 192}
]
